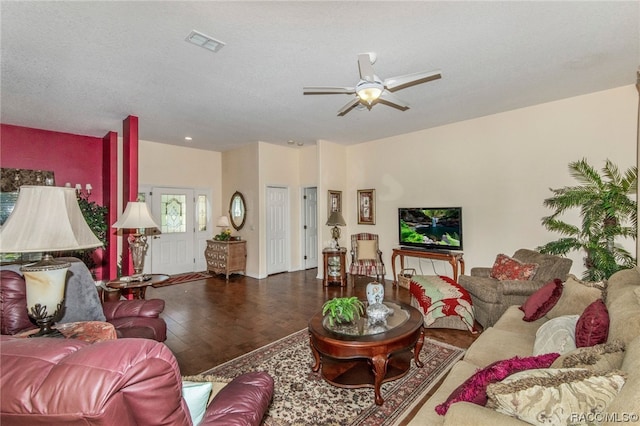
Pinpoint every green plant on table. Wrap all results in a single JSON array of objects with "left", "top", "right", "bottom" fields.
[
  {"left": 322, "top": 296, "right": 365, "bottom": 327},
  {"left": 538, "top": 158, "right": 637, "bottom": 281}
]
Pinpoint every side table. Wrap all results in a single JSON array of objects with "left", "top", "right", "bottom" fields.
[
  {"left": 17, "top": 321, "right": 117, "bottom": 344},
  {"left": 322, "top": 247, "right": 347, "bottom": 287},
  {"left": 106, "top": 274, "right": 169, "bottom": 300}
]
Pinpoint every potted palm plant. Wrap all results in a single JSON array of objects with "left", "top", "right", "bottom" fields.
[
  {"left": 322, "top": 296, "right": 365, "bottom": 327},
  {"left": 538, "top": 158, "right": 637, "bottom": 281}
]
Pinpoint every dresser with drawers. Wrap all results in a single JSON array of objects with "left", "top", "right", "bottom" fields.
[{"left": 205, "top": 240, "right": 247, "bottom": 281}]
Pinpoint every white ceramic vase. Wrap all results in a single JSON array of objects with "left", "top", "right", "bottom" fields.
[{"left": 366, "top": 281, "right": 384, "bottom": 305}]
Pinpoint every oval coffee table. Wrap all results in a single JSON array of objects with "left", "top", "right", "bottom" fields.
[{"left": 308, "top": 301, "right": 424, "bottom": 405}]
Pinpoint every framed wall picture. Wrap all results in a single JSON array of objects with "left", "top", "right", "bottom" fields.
[
  {"left": 357, "top": 189, "right": 375, "bottom": 225},
  {"left": 328, "top": 190, "right": 342, "bottom": 216}
]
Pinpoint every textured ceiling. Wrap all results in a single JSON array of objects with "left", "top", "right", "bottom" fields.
[{"left": 1, "top": 1, "right": 638, "bottom": 152}]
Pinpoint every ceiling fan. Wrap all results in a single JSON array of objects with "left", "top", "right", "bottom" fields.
[{"left": 303, "top": 52, "right": 441, "bottom": 116}]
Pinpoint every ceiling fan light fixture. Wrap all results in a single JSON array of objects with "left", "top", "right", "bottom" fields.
[{"left": 356, "top": 81, "right": 383, "bottom": 105}]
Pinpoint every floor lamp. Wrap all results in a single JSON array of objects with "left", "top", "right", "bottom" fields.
[
  {"left": 112, "top": 201, "right": 161, "bottom": 276},
  {"left": 0, "top": 186, "right": 103, "bottom": 336}
]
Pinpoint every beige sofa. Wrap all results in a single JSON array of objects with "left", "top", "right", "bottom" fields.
[{"left": 409, "top": 267, "right": 640, "bottom": 425}]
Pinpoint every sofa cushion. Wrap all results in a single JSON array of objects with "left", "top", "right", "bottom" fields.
[
  {"left": 551, "top": 340, "right": 625, "bottom": 371},
  {"left": 486, "top": 368, "right": 626, "bottom": 426},
  {"left": 493, "top": 305, "right": 545, "bottom": 336},
  {"left": 533, "top": 315, "right": 579, "bottom": 356},
  {"left": 519, "top": 278, "right": 563, "bottom": 321},
  {"left": 464, "top": 327, "right": 536, "bottom": 368},
  {"left": 575, "top": 299, "right": 609, "bottom": 347},
  {"left": 182, "top": 381, "right": 213, "bottom": 425},
  {"left": 605, "top": 269, "right": 640, "bottom": 347},
  {"left": 490, "top": 254, "right": 538, "bottom": 281},
  {"left": 435, "top": 353, "right": 560, "bottom": 415},
  {"left": 603, "top": 336, "right": 640, "bottom": 422},
  {"left": 546, "top": 275, "right": 602, "bottom": 319}
]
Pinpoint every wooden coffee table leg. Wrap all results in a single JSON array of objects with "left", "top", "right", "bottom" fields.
[
  {"left": 371, "top": 354, "right": 388, "bottom": 406},
  {"left": 414, "top": 327, "right": 425, "bottom": 368},
  {"left": 309, "top": 334, "right": 322, "bottom": 372}
]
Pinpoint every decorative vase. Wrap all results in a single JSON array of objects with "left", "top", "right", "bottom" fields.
[{"left": 366, "top": 281, "right": 384, "bottom": 305}]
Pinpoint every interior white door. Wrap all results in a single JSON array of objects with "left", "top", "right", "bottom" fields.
[
  {"left": 303, "top": 187, "right": 318, "bottom": 269},
  {"left": 266, "top": 186, "right": 288, "bottom": 275},
  {"left": 150, "top": 187, "right": 196, "bottom": 275}
]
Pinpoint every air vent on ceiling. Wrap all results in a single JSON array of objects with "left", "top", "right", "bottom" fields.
[{"left": 185, "top": 30, "right": 225, "bottom": 53}]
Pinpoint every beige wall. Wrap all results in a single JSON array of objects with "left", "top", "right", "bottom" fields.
[{"left": 345, "top": 85, "right": 637, "bottom": 279}]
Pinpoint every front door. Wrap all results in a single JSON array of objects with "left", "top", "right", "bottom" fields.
[{"left": 149, "top": 187, "right": 200, "bottom": 275}]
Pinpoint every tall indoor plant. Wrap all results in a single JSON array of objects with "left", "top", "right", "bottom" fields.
[{"left": 538, "top": 158, "right": 637, "bottom": 281}]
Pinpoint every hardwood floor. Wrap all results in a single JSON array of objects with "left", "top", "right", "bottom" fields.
[{"left": 145, "top": 269, "right": 481, "bottom": 375}]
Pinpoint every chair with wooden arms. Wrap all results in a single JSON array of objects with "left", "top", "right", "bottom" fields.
[{"left": 349, "top": 233, "right": 386, "bottom": 287}]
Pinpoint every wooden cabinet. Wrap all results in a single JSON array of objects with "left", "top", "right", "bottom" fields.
[
  {"left": 205, "top": 240, "right": 247, "bottom": 281},
  {"left": 322, "top": 247, "right": 347, "bottom": 287}
]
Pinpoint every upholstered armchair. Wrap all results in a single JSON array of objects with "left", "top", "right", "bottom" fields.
[
  {"left": 349, "top": 233, "right": 386, "bottom": 286},
  {"left": 0, "top": 258, "right": 167, "bottom": 341},
  {"left": 458, "top": 248, "right": 572, "bottom": 328}
]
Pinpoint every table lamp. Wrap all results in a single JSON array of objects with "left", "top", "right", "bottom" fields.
[
  {"left": 326, "top": 211, "right": 346, "bottom": 248},
  {"left": 0, "top": 186, "right": 103, "bottom": 337},
  {"left": 112, "top": 201, "right": 160, "bottom": 275}
]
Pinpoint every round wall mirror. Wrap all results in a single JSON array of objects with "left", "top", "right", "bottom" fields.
[{"left": 229, "top": 191, "right": 246, "bottom": 231}]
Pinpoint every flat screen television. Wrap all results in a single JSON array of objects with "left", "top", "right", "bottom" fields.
[{"left": 398, "top": 207, "right": 463, "bottom": 252}]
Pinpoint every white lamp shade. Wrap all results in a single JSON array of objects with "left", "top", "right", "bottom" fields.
[
  {"left": 112, "top": 202, "right": 160, "bottom": 230},
  {"left": 216, "top": 216, "right": 230, "bottom": 227},
  {"left": 0, "top": 186, "right": 103, "bottom": 253}
]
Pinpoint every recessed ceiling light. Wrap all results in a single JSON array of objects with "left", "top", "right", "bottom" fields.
[
  {"left": 287, "top": 140, "right": 295, "bottom": 145},
  {"left": 185, "top": 136, "right": 193, "bottom": 141},
  {"left": 185, "top": 30, "right": 225, "bottom": 53}
]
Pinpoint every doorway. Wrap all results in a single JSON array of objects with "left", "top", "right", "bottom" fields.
[
  {"left": 266, "top": 186, "right": 289, "bottom": 275},
  {"left": 142, "top": 186, "right": 211, "bottom": 275},
  {"left": 302, "top": 187, "right": 318, "bottom": 269}
]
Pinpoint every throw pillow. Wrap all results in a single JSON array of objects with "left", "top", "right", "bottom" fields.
[
  {"left": 490, "top": 254, "right": 538, "bottom": 281},
  {"left": 575, "top": 299, "right": 609, "bottom": 347},
  {"left": 486, "top": 368, "right": 626, "bottom": 426},
  {"left": 533, "top": 314, "right": 579, "bottom": 356},
  {"left": 182, "top": 381, "right": 213, "bottom": 425},
  {"left": 520, "top": 278, "right": 563, "bottom": 321},
  {"left": 551, "top": 340, "right": 625, "bottom": 371},
  {"left": 434, "top": 352, "right": 560, "bottom": 416},
  {"left": 546, "top": 274, "right": 603, "bottom": 319},
  {"left": 357, "top": 240, "right": 377, "bottom": 260}
]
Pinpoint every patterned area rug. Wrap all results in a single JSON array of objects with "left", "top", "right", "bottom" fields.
[
  {"left": 152, "top": 271, "right": 211, "bottom": 288},
  {"left": 202, "top": 328, "right": 465, "bottom": 425}
]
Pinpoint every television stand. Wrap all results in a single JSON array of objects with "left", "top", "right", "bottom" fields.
[{"left": 391, "top": 248, "right": 465, "bottom": 286}]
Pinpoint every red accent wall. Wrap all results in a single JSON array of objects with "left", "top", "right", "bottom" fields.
[{"left": 0, "top": 124, "right": 108, "bottom": 279}]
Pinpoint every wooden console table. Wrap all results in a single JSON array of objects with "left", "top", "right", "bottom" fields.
[{"left": 391, "top": 248, "right": 465, "bottom": 286}]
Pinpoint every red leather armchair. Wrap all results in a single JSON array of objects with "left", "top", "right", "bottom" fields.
[
  {"left": 0, "top": 268, "right": 167, "bottom": 341},
  {"left": 0, "top": 335, "right": 274, "bottom": 425}
]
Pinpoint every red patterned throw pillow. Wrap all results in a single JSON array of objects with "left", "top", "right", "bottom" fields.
[
  {"left": 490, "top": 254, "right": 539, "bottom": 280},
  {"left": 575, "top": 299, "right": 609, "bottom": 347},
  {"left": 434, "top": 352, "right": 560, "bottom": 416},
  {"left": 520, "top": 278, "right": 564, "bottom": 321}
]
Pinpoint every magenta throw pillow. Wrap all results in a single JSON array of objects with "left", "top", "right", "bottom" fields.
[
  {"left": 520, "top": 278, "right": 563, "bottom": 321},
  {"left": 434, "top": 352, "right": 560, "bottom": 415},
  {"left": 490, "top": 254, "right": 538, "bottom": 280},
  {"left": 575, "top": 299, "right": 609, "bottom": 347}
]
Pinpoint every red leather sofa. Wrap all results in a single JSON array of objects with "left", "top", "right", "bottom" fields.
[
  {"left": 0, "top": 336, "right": 274, "bottom": 425},
  {"left": 1, "top": 264, "right": 167, "bottom": 341}
]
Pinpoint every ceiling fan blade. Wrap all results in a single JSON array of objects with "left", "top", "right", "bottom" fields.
[
  {"left": 384, "top": 70, "right": 441, "bottom": 91},
  {"left": 337, "top": 97, "right": 361, "bottom": 116},
  {"left": 357, "top": 53, "right": 376, "bottom": 82},
  {"left": 303, "top": 86, "right": 355, "bottom": 94},
  {"left": 378, "top": 91, "right": 410, "bottom": 111}
]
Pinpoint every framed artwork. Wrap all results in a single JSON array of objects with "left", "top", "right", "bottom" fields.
[
  {"left": 357, "top": 189, "right": 375, "bottom": 225},
  {"left": 328, "top": 190, "right": 342, "bottom": 216}
]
